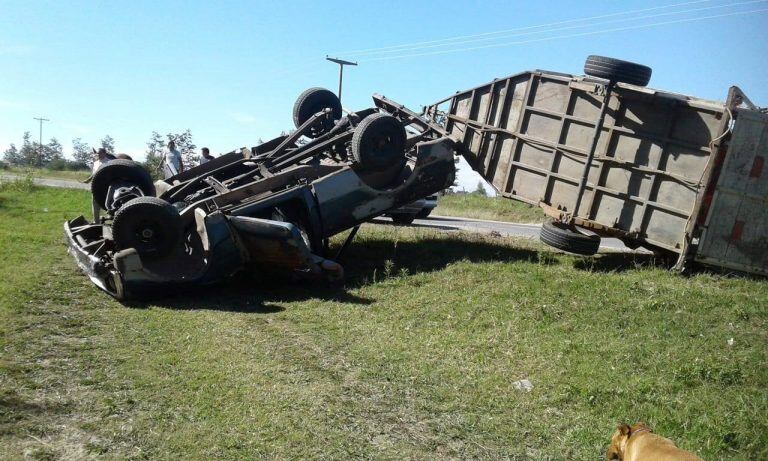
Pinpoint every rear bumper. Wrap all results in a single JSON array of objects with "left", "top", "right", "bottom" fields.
[{"left": 65, "top": 217, "right": 125, "bottom": 298}]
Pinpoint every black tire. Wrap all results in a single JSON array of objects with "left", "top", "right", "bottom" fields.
[
  {"left": 390, "top": 214, "right": 416, "bottom": 225},
  {"left": 292, "top": 87, "right": 342, "bottom": 138},
  {"left": 112, "top": 196, "right": 182, "bottom": 260},
  {"left": 539, "top": 220, "right": 600, "bottom": 256},
  {"left": 416, "top": 208, "right": 432, "bottom": 219},
  {"left": 584, "top": 55, "right": 652, "bottom": 87},
  {"left": 91, "top": 159, "right": 155, "bottom": 210},
  {"left": 351, "top": 113, "right": 406, "bottom": 169}
]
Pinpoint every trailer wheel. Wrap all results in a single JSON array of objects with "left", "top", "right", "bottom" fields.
[
  {"left": 292, "top": 87, "right": 342, "bottom": 138},
  {"left": 584, "top": 55, "right": 652, "bottom": 86},
  {"left": 539, "top": 220, "right": 600, "bottom": 256},
  {"left": 112, "top": 196, "right": 182, "bottom": 260},
  {"left": 91, "top": 159, "right": 155, "bottom": 210},
  {"left": 351, "top": 113, "right": 406, "bottom": 169}
]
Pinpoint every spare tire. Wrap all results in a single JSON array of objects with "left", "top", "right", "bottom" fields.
[
  {"left": 292, "top": 87, "right": 342, "bottom": 138},
  {"left": 112, "top": 196, "right": 182, "bottom": 260},
  {"left": 351, "top": 113, "right": 406, "bottom": 169},
  {"left": 539, "top": 220, "right": 600, "bottom": 256},
  {"left": 91, "top": 159, "right": 155, "bottom": 210},
  {"left": 584, "top": 55, "right": 651, "bottom": 87}
]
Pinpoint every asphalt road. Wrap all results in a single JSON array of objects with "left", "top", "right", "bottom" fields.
[
  {"left": 371, "top": 215, "right": 637, "bottom": 252},
  {"left": 2, "top": 173, "right": 635, "bottom": 251}
]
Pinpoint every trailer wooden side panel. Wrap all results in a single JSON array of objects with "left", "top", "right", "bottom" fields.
[
  {"left": 696, "top": 109, "right": 768, "bottom": 275},
  {"left": 427, "top": 71, "right": 726, "bottom": 253}
]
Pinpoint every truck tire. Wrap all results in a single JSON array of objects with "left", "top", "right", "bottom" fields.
[
  {"left": 91, "top": 159, "right": 155, "bottom": 210},
  {"left": 351, "top": 113, "right": 406, "bottom": 169},
  {"left": 539, "top": 220, "right": 600, "bottom": 256},
  {"left": 584, "top": 55, "right": 652, "bottom": 87},
  {"left": 112, "top": 196, "right": 182, "bottom": 260},
  {"left": 292, "top": 87, "right": 342, "bottom": 138}
]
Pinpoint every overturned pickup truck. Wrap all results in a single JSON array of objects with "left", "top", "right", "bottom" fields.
[{"left": 65, "top": 89, "right": 455, "bottom": 299}]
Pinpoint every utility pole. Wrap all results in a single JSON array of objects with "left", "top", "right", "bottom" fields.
[
  {"left": 325, "top": 56, "right": 357, "bottom": 104},
  {"left": 33, "top": 116, "right": 49, "bottom": 165}
]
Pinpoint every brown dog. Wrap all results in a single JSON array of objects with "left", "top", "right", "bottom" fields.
[{"left": 606, "top": 422, "right": 702, "bottom": 460}]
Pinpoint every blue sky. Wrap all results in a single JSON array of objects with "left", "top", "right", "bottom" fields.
[{"left": 2, "top": 0, "right": 767, "bottom": 190}]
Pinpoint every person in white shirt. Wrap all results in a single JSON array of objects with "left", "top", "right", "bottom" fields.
[
  {"left": 163, "top": 140, "right": 183, "bottom": 179},
  {"left": 199, "top": 147, "right": 214, "bottom": 165}
]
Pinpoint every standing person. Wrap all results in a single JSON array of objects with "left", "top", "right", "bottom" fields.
[
  {"left": 163, "top": 140, "right": 183, "bottom": 179},
  {"left": 199, "top": 147, "right": 215, "bottom": 165}
]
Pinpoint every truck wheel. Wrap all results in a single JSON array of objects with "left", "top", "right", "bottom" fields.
[
  {"left": 292, "top": 87, "right": 342, "bottom": 138},
  {"left": 351, "top": 113, "right": 406, "bottom": 169},
  {"left": 91, "top": 159, "right": 155, "bottom": 210},
  {"left": 112, "top": 196, "right": 182, "bottom": 260},
  {"left": 539, "top": 220, "right": 600, "bottom": 255},
  {"left": 584, "top": 55, "right": 652, "bottom": 86}
]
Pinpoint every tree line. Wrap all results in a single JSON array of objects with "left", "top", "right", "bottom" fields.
[{"left": 2, "top": 130, "right": 200, "bottom": 174}]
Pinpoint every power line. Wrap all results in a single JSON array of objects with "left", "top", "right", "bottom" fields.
[
  {"left": 348, "top": 0, "right": 765, "bottom": 57},
  {"left": 360, "top": 8, "right": 768, "bottom": 62},
  {"left": 33, "top": 116, "right": 49, "bottom": 162},
  {"left": 334, "top": 0, "right": 714, "bottom": 56}
]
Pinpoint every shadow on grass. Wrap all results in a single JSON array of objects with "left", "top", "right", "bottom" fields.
[
  {"left": 338, "top": 235, "right": 558, "bottom": 288},
  {"left": 125, "top": 277, "right": 374, "bottom": 313},
  {"left": 571, "top": 251, "right": 670, "bottom": 273},
  {"left": 131, "top": 235, "right": 674, "bottom": 312}
]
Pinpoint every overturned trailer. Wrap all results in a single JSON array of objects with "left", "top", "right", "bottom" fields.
[
  {"left": 65, "top": 89, "right": 455, "bottom": 299},
  {"left": 424, "top": 55, "right": 768, "bottom": 275}
]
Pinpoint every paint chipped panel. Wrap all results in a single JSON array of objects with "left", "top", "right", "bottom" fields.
[{"left": 696, "top": 110, "right": 768, "bottom": 274}]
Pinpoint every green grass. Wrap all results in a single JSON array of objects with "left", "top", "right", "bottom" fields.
[
  {"left": 436, "top": 194, "right": 545, "bottom": 223},
  {"left": 6, "top": 166, "right": 91, "bottom": 181},
  {"left": 1, "top": 187, "right": 766, "bottom": 460}
]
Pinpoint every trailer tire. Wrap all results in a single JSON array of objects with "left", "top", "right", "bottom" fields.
[
  {"left": 584, "top": 55, "right": 652, "bottom": 86},
  {"left": 539, "top": 220, "right": 600, "bottom": 256},
  {"left": 112, "top": 196, "right": 182, "bottom": 260},
  {"left": 91, "top": 159, "right": 155, "bottom": 210},
  {"left": 351, "top": 113, "right": 406, "bottom": 169},
  {"left": 292, "top": 87, "right": 342, "bottom": 138}
]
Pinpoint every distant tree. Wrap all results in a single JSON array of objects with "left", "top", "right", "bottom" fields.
[
  {"left": 46, "top": 137, "right": 64, "bottom": 163},
  {"left": 144, "top": 131, "right": 166, "bottom": 177},
  {"left": 20, "top": 131, "right": 37, "bottom": 166},
  {"left": 3, "top": 143, "right": 21, "bottom": 165},
  {"left": 474, "top": 180, "right": 487, "bottom": 196},
  {"left": 71, "top": 138, "right": 92, "bottom": 167},
  {"left": 100, "top": 135, "right": 115, "bottom": 155},
  {"left": 172, "top": 129, "right": 198, "bottom": 168}
]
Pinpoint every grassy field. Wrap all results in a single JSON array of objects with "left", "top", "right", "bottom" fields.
[
  {"left": 435, "top": 194, "right": 545, "bottom": 223},
  {"left": 1, "top": 185, "right": 766, "bottom": 460},
  {"left": 4, "top": 167, "right": 91, "bottom": 182}
]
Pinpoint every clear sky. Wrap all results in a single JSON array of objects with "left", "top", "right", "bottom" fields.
[{"left": 2, "top": 0, "right": 767, "bottom": 190}]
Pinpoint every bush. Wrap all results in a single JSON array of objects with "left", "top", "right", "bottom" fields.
[
  {"left": 0, "top": 160, "right": 8, "bottom": 170},
  {"left": 0, "top": 173, "right": 35, "bottom": 192},
  {"left": 47, "top": 159, "right": 90, "bottom": 171}
]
